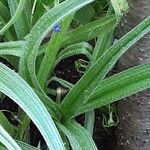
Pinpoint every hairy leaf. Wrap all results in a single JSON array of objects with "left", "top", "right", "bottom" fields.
[
  {"left": 57, "top": 121, "right": 97, "bottom": 150},
  {"left": 62, "top": 15, "right": 116, "bottom": 47},
  {"left": 8, "top": 0, "right": 30, "bottom": 39},
  {"left": 0, "top": 125, "right": 21, "bottom": 150},
  {"left": 0, "top": 0, "right": 26, "bottom": 36},
  {"left": 60, "top": 16, "right": 150, "bottom": 121},
  {"left": 0, "top": 63, "right": 65, "bottom": 150},
  {"left": 80, "top": 63, "right": 150, "bottom": 113},
  {"left": 0, "top": 112, "right": 16, "bottom": 137},
  {"left": 55, "top": 42, "right": 92, "bottom": 66},
  {"left": 19, "top": 0, "right": 95, "bottom": 92},
  {"left": 0, "top": 41, "right": 24, "bottom": 57}
]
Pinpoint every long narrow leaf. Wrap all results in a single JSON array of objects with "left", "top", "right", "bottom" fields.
[
  {"left": 0, "top": 125, "right": 21, "bottom": 150},
  {"left": 0, "top": 0, "right": 26, "bottom": 36},
  {"left": 0, "top": 63, "right": 65, "bottom": 150},
  {"left": 8, "top": 0, "right": 30, "bottom": 39},
  {"left": 37, "top": 15, "right": 73, "bottom": 90},
  {"left": 0, "top": 1, "right": 10, "bottom": 23},
  {"left": 0, "top": 1, "right": 16, "bottom": 40},
  {"left": 79, "top": 63, "right": 150, "bottom": 113},
  {"left": 60, "top": 16, "right": 150, "bottom": 121},
  {"left": 57, "top": 121, "right": 97, "bottom": 150},
  {"left": 62, "top": 15, "right": 116, "bottom": 47},
  {"left": 0, "top": 41, "right": 24, "bottom": 57},
  {"left": 0, "top": 112, "right": 16, "bottom": 137},
  {"left": 55, "top": 42, "right": 92, "bottom": 66},
  {"left": 90, "top": 30, "right": 114, "bottom": 64},
  {"left": 19, "top": 0, "right": 95, "bottom": 91},
  {"left": 16, "top": 140, "right": 38, "bottom": 150},
  {"left": 0, "top": 140, "right": 38, "bottom": 150}
]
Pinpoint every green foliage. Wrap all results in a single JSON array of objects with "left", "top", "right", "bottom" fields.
[
  {"left": 0, "top": 0, "right": 150, "bottom": 149},
  {"left": 74, "top": 5, "right": 95, "bottom": 24},
  {"left": 57, "top": 121, "right": 97, "bottom": 149},
  {"left": 0, "top": 111, "right": 16, "bottom": 137},
  {"left": 0, "top": 0, "right": 26, "bottom": 36},
  {"left": 60, "top": 16, "right": 150, "bottom": 121},
  {"left": 0, "top": 63, "right": 64, "bottom": 149},
  {"left": 0, "top": 125, "right": 21, "bottom": 150},
  {"left": 8, "top": 0, "right": 30, "bottom": 39},
  {"left": 110, "top": 0, "right": 129, "bottom": 19}
]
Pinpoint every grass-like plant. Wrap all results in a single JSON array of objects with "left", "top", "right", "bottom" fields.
[{"left": 0, "top": 0, "right": 150, "bottom": 149}]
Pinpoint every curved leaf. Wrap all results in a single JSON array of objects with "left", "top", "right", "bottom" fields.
[
  {"left": 0, "top": 140, "right": 38, "bottom": 150},
  {"left": 0, "top": 112, "right": 16, "bottom": 137},
  {"left": 80, "top": 63, "right": 150, "bottom": 113},
  {"left": 57, "top": 121, "right": 97, "bottom": 150},
  {"left": 0, "top": 125, "right": 21, "bottom": 150},
  {"left": 0, "top": 0, "right": 26, "bottom": 36},
  {"left": 0, "top": 63, "right": 65, "bottom": 150},
  {"left": 62, "top": 15, "right": 116, "bottom": 47},
  {"left": 0, "top": 41, "right": 24, "bottom": 57},
  {"left": 8, "top": 0, "right": 30, "bottom": 39},
  {"left": 19, "top": 0, "right": 95, "bottom": 91},
  {"left": 60, "top": 16, "right": 150, "bottom": 121},
  {"left": 55, "top": 42, "right": 92, "bottom": 66}
]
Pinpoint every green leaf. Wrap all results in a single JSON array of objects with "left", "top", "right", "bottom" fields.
[
  {"left": 0, "top": 1, "right": 10, "bottom": 23},
  {"left": 0, "top": 0, "right": 8, "bottom": 6},
  {"left": 90, "top": 30, "right": 114, "bottom": 64},
  {"left": 74, "top": 5, "right": 95, "bottom": 24},
  {"left": 110, "top": 0, "right": 129, "bottom": 19},
  {"left": 0, "top": 63, "right": 65, "bottom": 150},
  {"left": 0, "top": 0, "right": 26, "bottom": 36},
  {"left": 0, "top": 140, "right": 38, "bottom": 150},
  {"left": 0, "top": 55, "right": 19, "bottom": 70},
  {"left": 34, "top": 89, "right": 62, "bottom": 121},
  {"left": 55, "top": 42, "right": 92, "bottom": 66},
  {"left": 40, "top": 0, "right": 54, "bottom": 6},
  {"left": 48, "top": 77, "right": 74, "bottom": 90},
  {"left": 80, "top": 63, "right": 150, "bottom": 113},
  {"left": 31, "top": 1, "right": 45, "bottom": 25},
  {"left": 60, "top": 16, "right": 150, "bottom": 121},
  {"left": 0, "top": 15, "right": 115, "bottom": 57},
  {"left": 19, "top": 0, "right": 95, "bottom": 91},
  {"left": 57, "top": 121, "right": 97, "bottom": 150},
  {"left": 84, "top": 110, "right": 95, "bottom": 135},
  {"left": 8, "top": 0, "right": 30, "bottom": 39},
  {"left": 0, "top": 112, "right": 16, "bottom": 137},
  {"left": 0, "top": 125, "right": 21, "bottom": 150},
  {"left": 62, "top": 15, "right": 116, "bottom": 47},
  {"left": 37, "top": 15, "right": 73, "bottom": 90},
  {"left": 0, "top": 41, "right": 24, "bottom": 57},
  {"left": 0, "top": 1, "right": 16, "bottom": 40},
  {"left": 16, "top": 140, "right": 38, "bottom": 150}
]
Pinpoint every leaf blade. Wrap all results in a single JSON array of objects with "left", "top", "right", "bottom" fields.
[
  {"left": 80, "top": 63, "right": 150, "bottom": 113},
  {"left": 0, "top": 63, "right": 65, "bottom": 150},
  {"left": 57, "top": 121, "right": 97, "bottom": 150},
  {"left": 60, "top": 16, "right": 150, "bottom": 121},
  {"left": 19, "top": 0, "right": 95, "bottom": 91},
  {"left": 0, "top": 125, "right": 21, "bottom": 150}
]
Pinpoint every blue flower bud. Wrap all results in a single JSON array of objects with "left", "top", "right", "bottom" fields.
[{"left": 53, "top": 24, "right": 61, "bottom": 32}]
